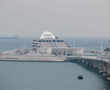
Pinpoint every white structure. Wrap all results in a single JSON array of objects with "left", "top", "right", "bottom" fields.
[
  {"left": 32, "top": 31, "right": 84, "bottom": 56},
  {"left": 40, "top": 31, "right": 56, "bottom": 40},
  {"left": 0, "top": 31, "right": 84, "bottom": 58}
]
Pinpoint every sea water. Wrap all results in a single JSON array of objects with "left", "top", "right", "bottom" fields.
[{"left": 0, "top": 62, "right": 109, "bottom": 90}]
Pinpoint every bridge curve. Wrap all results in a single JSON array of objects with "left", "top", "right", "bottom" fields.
[{"left": 67, "top": 56, "right": 110, "bottom": 81}]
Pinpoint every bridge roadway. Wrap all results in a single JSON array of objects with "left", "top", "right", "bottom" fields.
[{"left": 67, "top": 55, "right": 110, "bottom": 81}]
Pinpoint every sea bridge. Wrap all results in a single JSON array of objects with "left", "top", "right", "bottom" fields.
[{"left": 67, "top": 55, "right": 110, "bottom": 81}]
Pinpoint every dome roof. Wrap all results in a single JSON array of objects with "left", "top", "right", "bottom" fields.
[{"left": 40, "top": 31, "right": 56, "bottom": 39}]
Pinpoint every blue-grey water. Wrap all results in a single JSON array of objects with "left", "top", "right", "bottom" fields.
[
  {"left": 0, "top": 37, "right": 110, "bottom": 90},
  {"left": 0, "top": 62, "right": 108, "bottom": 90}
]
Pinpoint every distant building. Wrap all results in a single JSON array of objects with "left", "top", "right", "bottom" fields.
[{"left": 32, "top": 31, "right": 83, "bottom": 56}]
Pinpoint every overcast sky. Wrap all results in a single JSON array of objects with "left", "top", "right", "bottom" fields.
[{"left": 0, "top": 0, "right": 110, "bottom": 37}]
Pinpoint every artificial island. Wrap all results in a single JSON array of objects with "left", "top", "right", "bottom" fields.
[{"left": 0, "top": 31, "right": 83, "bottom": 61}]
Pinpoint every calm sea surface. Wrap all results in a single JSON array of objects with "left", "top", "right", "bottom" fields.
[
  {"left": 0, "top": 62, "right": 109, "bottom": 90},
  {"left": 0, "top": 38, "right": 110, "bottom": 90}
]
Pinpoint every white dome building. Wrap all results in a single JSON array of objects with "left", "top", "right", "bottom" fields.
[
  {"left": 32, "top": 31, "right": 69, "bottom": 49},
  {"left": 32, "top": 31, "right": 83, "bottom": 56}
]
